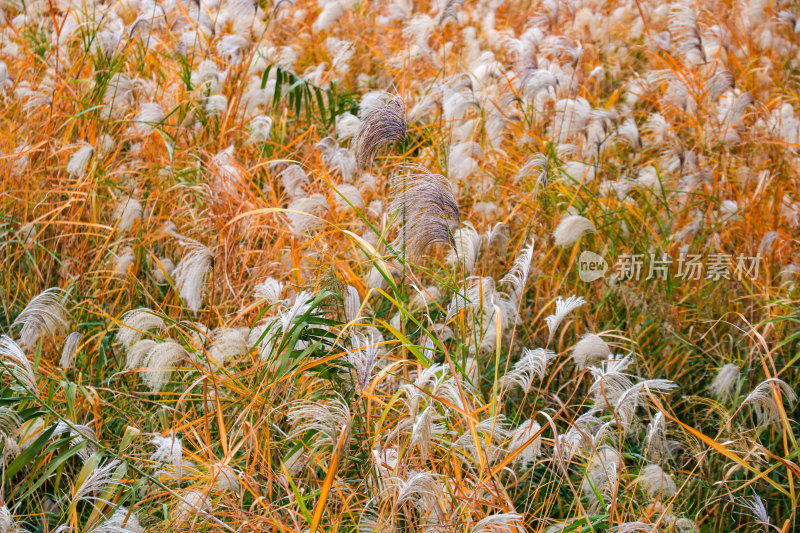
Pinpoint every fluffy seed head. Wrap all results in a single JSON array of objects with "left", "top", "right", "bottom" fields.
[
  {"left": 12, "top": 287, "right": 70, "bottom": 350},
  {"left": 572, "top": 333, "right": 611, "bottom": 369},
  {"left": 173, "top": 241, "right": 213, "bottom": 314},
  {"left": 389, "top": 164, "right": 460, "bottom": 258},
  {"left": 354, "top": 93, "right": 406, "bottom": 168},
  {"left": 710, "top": 363, "right": 740, "bottom": 399},
  {"left": 553, "top": 215, "right": 595, "bottom": 247}
]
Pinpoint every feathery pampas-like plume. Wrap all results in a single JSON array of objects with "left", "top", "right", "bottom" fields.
[
  {"left": 389, "top": 164, "right": 460, "bottom": 258},
  {"left": 572, "top": 333, "right": 611, "bottom": 369},
  {"left": 12, "top": 287, "right": 70, "bottom": 350},
  {"left": 505, "top": 347, "right": 556, "bottom": 392},
  {"left": 354, "top": 93, "right": 406, "bottom": 168},
  {"left": 116, "top": 308, "right": 166, "bottom": 350},
  {"left": 151, "top": 431, "right": 184, "bottom": 481},
  {"left": 545, "top": 295, "right": 586, "bottom": 344},
  {"left": 126, "top": 339, "right": 156, "bottom": 369},
  {"left": 508, "top": 419, "right": 542, "bottom": 465},
  {"left": 95, "top": 506, "right": 143, "bottom": 532},
  {"left": 447, "top": 224, "right": 482, "bottom": 275},
  {"left": 500, "top": 237, "right": 535, "bottom": 304},
  {"left": 254, "top": 277, "right": 284, "bottom": 304},
  {"left": 0, "top": 336, "right": 37, "bottom": 391},
  {"left": 71, "top": 458, "right": 122, "bottom": 505},
  {"left": 67, "top": 142, "right": 94, "bottom": 179},
  {"left": 613, "top": 379, "right": 677, "bottom": 430},
  {"left": 582, "top": 446, "right": 620, "bottom": 511},
  {"left": 710, "top": 363, "right": 740, "bottom": 399},
  {"left": 637, "top": 464, "right": 677, "bottom": 499},
  {"left": 287, "top": 393, "right": 352, "bottom": 455},
  {"left": 60, "top": 332, "right": 82, "bottom": 369},
  {"left": 471, "top": 513, "right": 524, "bottom": 533},
  {"left": 553, "top": 215, "right": 595, "bottom": 247},
  {"left": 113, "top": 196, "right": 143, "bottom": 233},
  {"left": 173, "top": 241, "right": 214, "bottom": 314},
  {"left": 142, "top": 341, "right": 188, "bottom": 392},
  {"left": 741, "top": 377, "right": 797, "bottom": 425},
  {"left": 344, "top": 332, "right": 380, "bottom": 392}
]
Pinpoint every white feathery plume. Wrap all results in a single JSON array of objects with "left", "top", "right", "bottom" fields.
[
  {"left": 114, "top": 247, "right": 135, "bottom": 277},
  {"left": 0, "top": 506, "right": 21, "bottom": 533},
  {"left": 67, "top": 142, "right": 94, "bottom": 178},
  {"left": 581, "top": 446, "right": 621, "bottom": 511},
  {"left": 254, "top": 277, "right": 284, "bottom": 304},
  {"left": 588, "top": 354, "right": 634, "bottom": 405},
  {"left": 389, "top": 470, "right": 439, "bottom": 511},
  {"left": 0, "top": 408, "right": 21, "bottom": 460},
  {"left": 142, "top": 341, "right": 188, "bottom": 392},
  {"left": 471, "top": 513, "right": 524, "bottom": 533},
  {"left": 113, "top": 197, "right": 143, "bottom": 233},
  {"left": 333, "top": 183, "right": 365, "bottom": 211},
  {"left": 512, "top": 154, "right": 548, "bottom": 186},
  {"left": 553, "top": 215, "right": 595, "bottom": 247},
  {"left": 508, "top": 419, "right": 542, "bottom": 465},
  {"left": 278, "top": 164, "right": 310, "bottom": 198},
  {"left": 710, "top": 363, "right": 740, "bottom": 400},
  {"left": 126, "top": 339, "right": 156, "bottom": 369},
  {"left": 409, "top": 405, "right": 444, "bottom": 457},
  {"left": 545, "top": 295, "right": 586, "bottom": 344},
  {"left": 287, "top": 393, "right": 351, "bottom": 454},
  {"left": 401, "top": 363, "right": 446, "bottom": 419},
  {"left": 739, "top": 491, "right": 770, "bottom": 529},
  {"left": 336, "top": 112, "right": 361, "bottom": 140},
  {"left": 615, "top": 118, "right": 641, "bottom": 151},
  {"left": 72, "top": 458, "right": 122, "bottom": 505},
  {"left": 505, "top": 348, "right": 557, "bottom": 392},
  {"left": 60, "top": 332, "right": 82, "bottom": 369},
  {"left": 372, "top": 443, "right": 399, "bottom": 480},
  {"left": 389, "top": 164, "right": 460, "bottom": 258},
  {"left": 210, "top": 462, "right": 240, "bottom": 492},
  {"left": 343, "top": 332, "right": 380, "bottom": 392},
  {"left": 354, "top": 92, "right": 406, "bottom": 169},
  {"left": 454, "top": 415, "right": 510, "bottom": 463},
  {"left": 248, "top": 115, "right": 273, "bottom": 142},
  {"left": 132, "top": 102, "right": 164, "bottom": 135},
  {"left": 486, "top": 222, "right": 509, "bottom": 253},
  {"left": 278, "top": 291, "right": 316, "bottom": 333},
  {"left": 447, "top": 224, "right": 482, "bottom": 275},
  {"left": 12, "top": 287, "right": 70, "bottom": 350},
  {"left": 313, "top": 0, "right": 345, "bottom": 32},
  {"left": 206, "top": 328, "right": 248, "bottom": 367},
  {"left": 610, "top": 523, "right": 654, "bottom": 533},
  {"left": 116, "top": 308, "right": 165, "bottom": 350},
  {"left": 637, "top": 464, "right": 677, "bottom": 499},
  {"left": 613, "top": 379, "right": 677, "bottom": 431},
  {"left": 446, "top": 276, "right": 495, "bottom": 321},
  {"left": 741, "top": 378, "right": 798, "bottom": 425},
  {"left": 173, "top": 241, "right": 213, "bottom": 314},
  {"left": 571, "top": 333, "right": 610, "bottom": 369},
  {"left": 0, "top": 335, "right": 37, "bottom": 391},
  {"left": 287, "top": 194, "right": 328, "bottom": 235},
  {"left": 645, "top": 412, "right": 670, "bottom": 461},
  {"left": 500, "top": 237, "right": 535, "bottom": 303},
  {"left": 344, "top": 285, "right": 361, "bottom": 322},
  {"left": 52, "top": 421, "right": 98, "bottom": 459},
  {"left": 172, "top": 490, "right": 210, "bottom": 527},
  {"left": 152, "top": 257, "right": 175, "bottom": 284},
  {"left": 151, "top": 431, "right": 183, "bottom": 481},
  {"left": 92, "top": 507, "right": 143, "bottom": 533}
]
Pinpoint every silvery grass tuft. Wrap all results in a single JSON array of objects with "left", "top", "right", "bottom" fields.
[
  {"left": 12, "top": 287, "right": 70, "bottom": 350},
  {"left": 389, "top": 164, "right": 460, "bottom": 258},
  {"left": 354, "top": 92, "right": 406, "bottom": 169}
]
